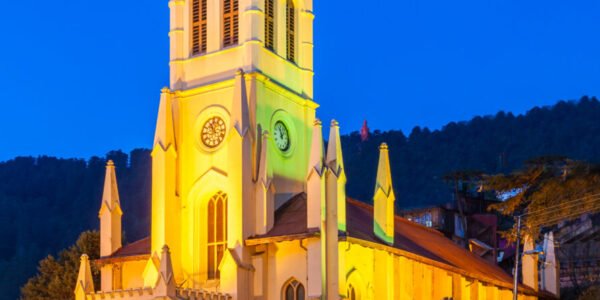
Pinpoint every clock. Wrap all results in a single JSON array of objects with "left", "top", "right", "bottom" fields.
[
  {"left": 201, "top": 116, "right": 226, "bottom": 148},
  {"left": 273, "top": 121, "right": 290, "bottom": 151}
]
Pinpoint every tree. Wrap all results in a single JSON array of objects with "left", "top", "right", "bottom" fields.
[
  {"left": 20, "top": 231, "right": 100, "bottom": 300},
  {"left": 578, "top": 285, "right": 600, "bottom": 300},
  {"left": 442, "top": 170, "right": 487, "bottom": 239},
  {"left": 485, "top": 157, "right": 600, "bottom": 239}
]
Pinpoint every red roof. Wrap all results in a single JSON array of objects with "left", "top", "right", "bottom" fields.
[
  {"left": 111, "top": 237, "right": 151, "bottom": 257},
  {"left": 346, "top": 198, "right": 515, "bottom": 285},
  {"left": 104, "top": 193, "right": 532, "bottom": 293},
  {"left": 255, "top": 193, "right": 310, "bottom": 238},
  {"left": 96, "top": 237, "right": 151, "bottom": 264},
  {"left": 249, "top": 193, "right": 532, "bottom": 292}
]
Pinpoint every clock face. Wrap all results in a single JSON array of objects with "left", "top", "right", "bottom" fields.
[
  {"left": 273, "top": 121, "right": 290, "bottom": 151},
  {"left": 201, "top": 116, "right": 226, "bottom": 148}
]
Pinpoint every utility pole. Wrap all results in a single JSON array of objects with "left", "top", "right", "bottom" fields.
[
  {"left": 454, "top": 179, "right": 468, "bottom": 246},
  {"left": 513, "top": 215, "right": 522, "bottom": 300}
]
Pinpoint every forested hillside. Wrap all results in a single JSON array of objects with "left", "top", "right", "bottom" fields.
[
  {"left": 344, "top": 96, "right": 600, "bottom": 207},
  {"left": 1, "top": 96, "right": 600, "bottom": 299},
  {"left": 0, "top": 150, "right": 151, "bottom": 299}
]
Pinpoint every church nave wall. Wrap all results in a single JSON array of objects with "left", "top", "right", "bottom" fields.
[{"left": 340, "top": 241, "right": 533, "bottom": 300}]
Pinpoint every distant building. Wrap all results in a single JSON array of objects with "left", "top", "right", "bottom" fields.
[
  {"left": 74, "top": 1, "right": 540, "bottom": 299},
  {"left": 399, "top": 185, "right": 562, "bottom": 298},
  {"left": 399, "top": 182, "right": 501, "bottom": 255},
  {"left": 552, "top": 213, "right": 600, "bottom": 293}
]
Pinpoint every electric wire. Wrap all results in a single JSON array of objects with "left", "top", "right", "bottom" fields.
[
  {"left": 533, "top": 203, "right": 600, "bottom": 224},
  {"left": 524, "top": 201, "right": 600, "bottom": 221},
  {"left": 523, "top": 197, "right": 600, "bottom": 220},
  {"left": 519, "top": 193, "right": 600, "bottom": 217},
  {"left": 526, "top": 204, "right": 600, "bottom": 228}
]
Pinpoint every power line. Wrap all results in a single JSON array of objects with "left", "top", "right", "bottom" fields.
[
  {"left": 523, "top": 197, "right": 600, "bottom": 220},
  {"left": 527, "top": 205, "right": 600, "bottom": 228},
  {"left": 521, "top": 193, "right": 600, "bottom": 216},
  {"left": 519, "top": 193, "right": 600, "bottom": 217},
  {"left": 531, "top": 204, "right": 600, "bottom": 223}
]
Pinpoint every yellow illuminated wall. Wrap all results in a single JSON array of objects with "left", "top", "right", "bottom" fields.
[
  {"left": 150, "top": 0, "right": 318, "bottom": 293},
  {"left": 81, "top": 1, "right": 541, "bottom": 299}
]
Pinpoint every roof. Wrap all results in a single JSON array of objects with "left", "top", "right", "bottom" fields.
[
  {"left": 248, "top": 193, "right": 535, "bottom": 293},
  {"left": 346, "top": 198, "right": 516, "bottom": 284},
  {"left": 257, "top": 193, "right": 310, "bottom": 236},
  {"left": 111, "top": 237, "right": 151, "bottom": 257},
  {"left": 95, "top": 237, "right": 151, "bottom": 265},
  {"left": 248, "top": 193, "right": 319, "bottom": 244},
  {"left": 101, "top": 193, "right": 534, "bottom": 293}
]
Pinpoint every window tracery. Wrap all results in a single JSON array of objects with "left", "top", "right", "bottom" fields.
[
  {"left": 282, "top": 279, "right": 305, "bottom": 300},
  {"left": 207, "top": 191, "right": 227, "bottom": 279}
]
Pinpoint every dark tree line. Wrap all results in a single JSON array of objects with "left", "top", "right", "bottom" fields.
[
  {"left": 344, "top": 96, "right": 600, "bottom": 209},
  {"left": 0, "top": 149, "right": 151, "bottom": 300},
  {"left": 1, "top": 96, "right": 600, "bottom": 299},
  {"left": 20, "top": 231, "right": 100, "bottom": 300}
]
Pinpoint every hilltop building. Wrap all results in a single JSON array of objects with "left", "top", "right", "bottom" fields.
[{"left": 75, "top": 0, "right": 541, "bottom": 299}]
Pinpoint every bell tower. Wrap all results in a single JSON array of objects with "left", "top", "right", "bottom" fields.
[
  {"left": 151, "top": 0, "right": 318, "bottom": 295},
  {"left": 168, "top": 0, "right": 314, "bottom": 97}
]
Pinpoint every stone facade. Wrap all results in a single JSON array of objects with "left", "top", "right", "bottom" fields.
[{"left": 75, "top": 1, "right": 542, "bottom": 299}]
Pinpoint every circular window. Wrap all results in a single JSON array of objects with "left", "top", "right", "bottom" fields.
[{"left": 201, "top": 116, "right": 226, "bottom": 148}]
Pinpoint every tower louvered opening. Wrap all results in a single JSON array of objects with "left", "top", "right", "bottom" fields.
[
  {"left": 265, "top": 0, "right": 275, "bottom": 50},
  {"left": 192, "top": 0, "right": 208, "bottom": 55},
  {"left": 286, "top": 0, "right": 296, "bottom": 63},
  {"left": 223, "top": 0, "right": 239, "bottom": 47}
]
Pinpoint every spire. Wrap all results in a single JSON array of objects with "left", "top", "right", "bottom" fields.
[
  {"left": 255, "top": 130, "right": 274, "bottom": 235},
  {"left": 306, "top": 119, "right": 326, "bottom": 296},
  {"left": 373, "top": 143, "right": 395, "bottom": 245},
  {"left": 325, "top": 119, "right": 346, "bottom": 232},
  {"left": 74, "top": 254, "right": 94, "bottom": 300},
  {"left": 232, "top": 69, "right": 250, "bottom": 137},
  {"left": 323, "top": 120, "right": 347, "bottom": 298},
  {"left": 101, "top": 160, "right": 121, "bottom": 211},
  {"left": 99, "top": 160, "right": 122, "bottom": 257},
  {"left": 154, "top": 245, "right": 176, "bottom": 298},
  {"left": 154, "top": 87, "right": 176, "bottom": 151},
  {"left": 326, "top": 120, "right": 344, "bottom": 176},
  {"left": 307, "top": 119, "right": 325, "bottom": 229},
  {"left": 308, "top": 119, "right": 325, "bottom": 176},
  {"left": 159, "top": 245, "right": 174, "bottom": 283},
  {"left": 150, "top": 89, "right": 179, "bottom": 268},
  {"left": 374, "top": 143, "right": 394, "bottom": 197}
]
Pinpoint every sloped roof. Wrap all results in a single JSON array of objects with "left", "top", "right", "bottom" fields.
[
  {"left": 96, "top": 237, "right": 151, "bottom": 265},
  {"left": 101, "top": 193, "right": 532, "bottom": 293},
  {"left": 248, "top": 193, "right": 533, "bottom": 293},
  {"left": 256, "top": 193, "right": 310, "bottom": 238},
  {"left": 346, "top": 198, "right": 515, "bottom": 285},
  {"left": 111, "top": 237, "right": 151, "bottom": 257}
]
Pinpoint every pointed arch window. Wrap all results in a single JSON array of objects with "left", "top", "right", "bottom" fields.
[
  {"left": 347, "top": 284, "right": 357, "bottom": 300},
  {"left": 264, "top": 0, "right": 275, "bottom": 50},
  {"left": 283, "top": 279, "right": 305, "bottom": 300},
  {"left": 223, "top": 0, "right": 239, "bottom": 47},
  {"left": 285, "top": 0, "right": 296, "bottom": 63},
  {"left": 207, "top": 191, "right": 227, "bottom": 279},
  {"left": 192, "top": 0, "right": 208, "bottom": 55}
]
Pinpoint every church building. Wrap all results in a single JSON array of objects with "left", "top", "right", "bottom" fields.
[{"left": 74, "top": 0, "right": 542, "bottom": 299}]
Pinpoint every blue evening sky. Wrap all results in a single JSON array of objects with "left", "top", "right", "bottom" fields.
[{"left": 1, "top": 0, "right": 599, "bottom": 160}]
